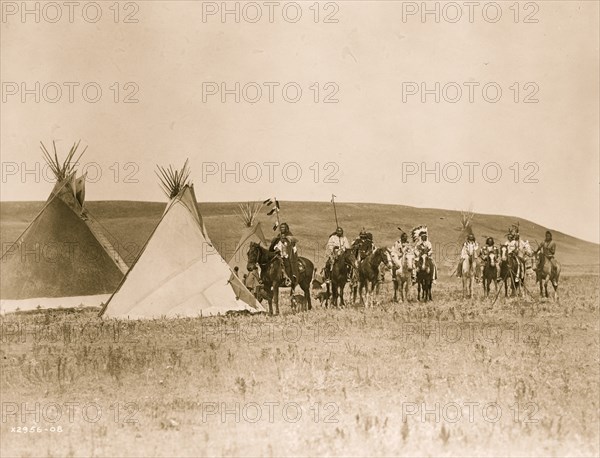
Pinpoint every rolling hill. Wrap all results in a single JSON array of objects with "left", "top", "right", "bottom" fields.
[{"left": 1, "top": 201, "right": 598, "bottom": 276}]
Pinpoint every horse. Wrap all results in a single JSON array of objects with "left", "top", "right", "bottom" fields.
[
  {"left": 416, "top": 253, "right": 434, "bottom": 302},
  {"left": 351, "top": 237, "right": 375, "bottom": 303},
  {"left": 393, "top": 249, "right": 415, "bottom": 303},
  {"left": 358, "top": 247, "right": 392, "bottom": 308},
  {"left": 534, "top": 252, "right": 560, "bottom": 300},
  {"left": 482, "top": 251, "right": 498, "bottom": 298},
  {"left": 247, "top": 242, "right": 314, "bottom": 315},
  {"left": 461, "top": 244, "right": 478, "bottom": 299},
  {"left": 499, "top": 245, "right": 519, "bottom": 297},
  {"left": 329, "top": 249, "right": 359, "bottom": 308}
]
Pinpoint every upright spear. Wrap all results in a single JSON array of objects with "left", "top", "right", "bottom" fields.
[{"left": 331, "top": 194, "right": 339, "bottom": 228}]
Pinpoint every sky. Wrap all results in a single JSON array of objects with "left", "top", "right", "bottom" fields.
[{"left": 1, "top": 1, "right": 599, "bottom": 243}]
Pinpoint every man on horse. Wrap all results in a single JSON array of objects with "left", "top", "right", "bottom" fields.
[
  {"left": 391, "top": 231, "right": 416, "bottom": 284},
  {"left": 479, "top": 237, "right": 500, "bottom": 281},
  {"left": 506, "top": 227, "right": 527, "bottom": 281},
  {"left": 535, "top": 230, "right": 558, "bottom": 286},
  {"left": 352, "top": 229, "right": 375, "bottom": 261},
  {"left": 269, "top": 222, "right": 299, "bottom": 283},
  {"left": 456, "top": 233, "right": 479, "bottom": 279},
  {"left": 414, "top": 229, "right": 437, "bottom": 284},
  {"left": 324, "top": 227, "right": 351, "bottom": 281}
]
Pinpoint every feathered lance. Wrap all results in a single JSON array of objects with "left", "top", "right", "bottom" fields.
[{"left": 264, "top": 198, "right": 282, "bottom": 237}]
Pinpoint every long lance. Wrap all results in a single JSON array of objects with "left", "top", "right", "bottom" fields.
[
  {"left": 331, "top": 194, "right": 339, "bottom": 228},
  {"left": 275, "top": 197, "right": 282, "bottom": 237}
]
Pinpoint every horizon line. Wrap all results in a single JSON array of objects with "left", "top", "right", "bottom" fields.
[{"left": 2, "top": 198, "right": 598, "bottom": 245}]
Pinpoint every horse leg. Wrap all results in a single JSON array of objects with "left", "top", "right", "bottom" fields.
[
  {"left": 393, "top": 277, "right": 398, "bottom": 303},
  {"left": 330, "top": 280, "right": 337, "bottom": 308},
  {"left": 306, "top": 285, "right": 312, "bottom": 311},
  {"left": 273, "top": 284, "right": 280, "bottom": 315}
]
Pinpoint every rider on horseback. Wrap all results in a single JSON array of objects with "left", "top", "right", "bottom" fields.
[
  {"left": 414, "top": 230, "right": 437, "bottom": 284},
  {"left": 535, "top": 230, "right": 558, "bottom": 286},
  {"left": 456, "top": 233, "right": 479, "bottom": 279},
  {"left": 479, "top": 236, "right": 500, "bottom": 281},
  {"left": 391, "top": 231, "right": 416, "bottom": 284},
  {"left": 352, "top": 229, "right": 375, "bottom": 259},
  {"left": 269, "top": 222, "right": 299, "bottom": 284},
  {"left": 324, "top": 227, "right": 351, "bottom": 281},
  {"left": 506, "top": 227, "right": 526, "bottom": 281}
]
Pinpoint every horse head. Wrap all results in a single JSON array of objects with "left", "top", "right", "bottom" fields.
[
  {"left": 500, "top": 245, "right": 508, "bottom": 262},
  {"left": 488, "top": 251, "right": 496, "bottom": 267},
  {"left": 403, "top": 250, "right": 415, "bottom": 272},
  {"left": 383, "top": 248, "right": 394, "bottom": 269},
  {"left": 347, "top": 250, "right": 360, "bottom": 270},
  {"left": 246, "top": 242, "right": 263, "bottom": 270},
  {"left": 521, "top": 240, "right": 533, "bottom": 257}
]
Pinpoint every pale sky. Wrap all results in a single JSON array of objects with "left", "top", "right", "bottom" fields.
[{"left": 1, "top": 1, "right": 598, "bottom": 243}]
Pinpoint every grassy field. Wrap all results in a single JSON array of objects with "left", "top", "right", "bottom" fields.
[{"left": 1, "top": 201, "right": 599, "bottom": 457}]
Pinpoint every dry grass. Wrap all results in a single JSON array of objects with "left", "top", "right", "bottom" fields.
[{"left": 1, "top": 273, "right": 598, "bottom": 457}]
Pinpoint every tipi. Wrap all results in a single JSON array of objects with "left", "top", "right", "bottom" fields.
[
  {"left": 100, "top": 161, "right": 265, "bottom": 319},
  {"left": 0, "top": 141, "right": 128, "bottom": 313},
  {"left": 228, "top": 202, "right": 267, "bottom": 271}
]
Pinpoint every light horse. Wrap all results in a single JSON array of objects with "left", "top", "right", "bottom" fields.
[
  {"left": 393, "top": 249, "right": 415, "bottom": 303},
  {"left": 416, "top": 252, "right": 434, "bottom": 302},
  {"left": 329, "top": 249, "right": 359, "bottom": 308},
  {"left": 534, "top": 251, "right": 560, "bottom": 300},
  {"left": 358, "top": 247, "right": 392, "bottom": 307},
  {"left": 461, "top": 244, "right": 478, "bottom": 299},
  {"left": 482, "top": 251, "right": 499, "bottom": 298},
  {"left": 247, "top": 242, "right": 314, "bottom": 315}
]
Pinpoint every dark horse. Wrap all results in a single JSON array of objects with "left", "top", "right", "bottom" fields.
[
  {"left": 351, "top": 237, "right": 374, "bottom": 303},
  {"left": 482, "top": 251, "right": 499, "bottom": 298},
  {"left": 499, "top": 245, "right": 520, "bottom": 297},
  {"left": 247, "top": 242, "right": 314, "bottom": 315},
  {"left": 416, "top": 253, "right": 434, "bottom": 302},
  {"left": 358, "top": 247, "right": 391, "bottom": 307},
  {"left": 328, "top": 249, "right": 359, "bottom": 308}
]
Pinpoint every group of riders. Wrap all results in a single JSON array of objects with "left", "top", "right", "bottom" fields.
[
  {"left": 244, "top": 221, "right": 559, "bottom": 298},
  {"left": 456, "top": 226, "right": 559, "bottom": 287}
]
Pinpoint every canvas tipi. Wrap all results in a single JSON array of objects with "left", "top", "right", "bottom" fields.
[
  {"left": 100, "top": 161, "right": 265, "bottom": 319},
  {"left": 228, "top": 202, "right": 267, "bottom": 271},
  {"left": 0, "top": 141, "right": 128, "bottom": 313}
]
